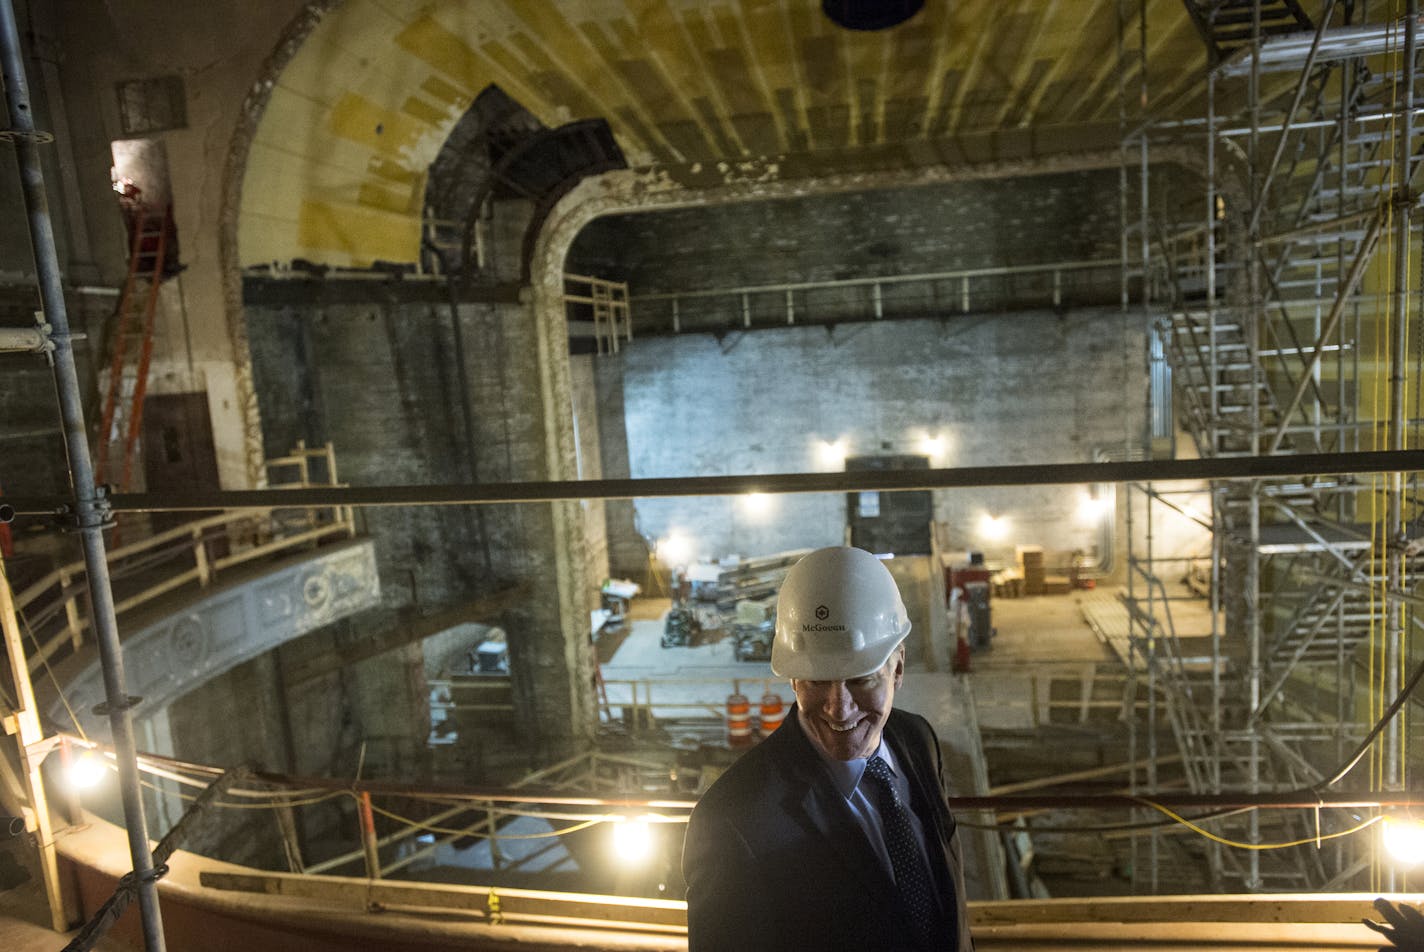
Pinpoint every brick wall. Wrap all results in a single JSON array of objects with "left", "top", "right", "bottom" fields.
[
  {"left": 570, "top": 168, "right": 1123, "bottom": 293},
  {"left": 601, "top": 306, "right": 1148, "bottom": 569}
]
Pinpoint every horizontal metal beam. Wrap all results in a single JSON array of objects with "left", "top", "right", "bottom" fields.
[{"left": 10, "top": 450, "right": 1421, "bottom": 515}]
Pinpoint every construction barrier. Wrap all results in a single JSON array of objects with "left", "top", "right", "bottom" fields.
[
  {"left": 725, "top": 693, "right": 752, "bottom": 748},
  {"left": 758, "top": 692, "right": 785, "bottom": 737}
]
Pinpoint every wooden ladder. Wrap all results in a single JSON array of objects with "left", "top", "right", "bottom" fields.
[{"left": 95, "top": 203, "right": 170, "bottom": 492}]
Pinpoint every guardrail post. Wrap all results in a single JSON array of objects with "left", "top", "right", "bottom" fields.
[
  {"left": 275, "top": 802, "right": 305, "bottom": 874},
  {"left": 357, "top": 791, "right": 381, "bottom": 879},
  {"left": 192, "top": 527, "right": 210, "bottom": 587},
  {"left": 487, "top": 806, "right": 503, "bottom": 869}
]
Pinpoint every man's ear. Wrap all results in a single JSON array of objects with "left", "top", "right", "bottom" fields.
[{"left": 891, "top": 645, "right": 905, "bottom": 687}]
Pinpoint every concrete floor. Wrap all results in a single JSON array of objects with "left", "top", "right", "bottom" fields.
[{"left": 599, "top": 589, "right": 1125, "bottom": 737}]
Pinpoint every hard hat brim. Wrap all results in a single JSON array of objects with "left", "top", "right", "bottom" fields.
[{"left": 770, "top": 630, "right": 908, "bottom": 681}]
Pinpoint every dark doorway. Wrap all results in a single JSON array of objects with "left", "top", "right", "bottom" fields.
[
  {"left": 845, "top": 455, "right": 932, "bottom": 555},
  {"left": 142, "top": 392, "right": 220, "bottom": 535}
]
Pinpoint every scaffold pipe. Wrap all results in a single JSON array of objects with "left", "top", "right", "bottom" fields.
[{"left": 0, "top": 4, "right": 167, "bottom": 949}]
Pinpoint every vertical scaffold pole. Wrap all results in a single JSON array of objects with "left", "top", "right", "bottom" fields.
[
  {"left": 1384, "top": 4, "right": 1417, "bottom": 892},
  {"left": 0, "top": 4, "right": 167, "bottom": 948}
]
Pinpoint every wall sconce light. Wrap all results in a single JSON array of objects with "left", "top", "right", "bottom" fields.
[
  {"left": 918, "top": 434, "right": 946, "bottom": 461},
  {"left": 817, "top": 439, "right": 848, "bottom": 468},
  {"left": 739, "top": 492, "right": 773, "bottom": 519},
  {"left": 978, "top": 513, "right": 1008, "bottom": 540},
  {"left": 1077, "top": 487, "right": 1113, "bottom": 523},
  {"left": 656, "top": 533, "right": 693, "bottom": 567}
]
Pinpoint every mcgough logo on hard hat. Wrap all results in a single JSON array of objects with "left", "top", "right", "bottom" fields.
[{"left": 771, "top": 546, "right": 912, "bottom": 681}]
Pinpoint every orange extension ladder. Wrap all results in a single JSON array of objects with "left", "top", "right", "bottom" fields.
[{"left": 95, "top": 203, "right": 170, "bottom": 494}]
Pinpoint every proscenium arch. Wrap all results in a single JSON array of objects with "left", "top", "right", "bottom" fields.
[{"left": 529, "top": 152, "right": 1179, "bottom": 740}]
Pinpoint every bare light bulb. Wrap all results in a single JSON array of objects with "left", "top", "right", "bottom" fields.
[
  {"left": 1383, "top": 816, "right": 1424, "bottom": 868},
  {"left": 611, "top": 816, "right": 656, "bottom": 864},
  {"left": 67, "top": 751, "right": 108, "bottom": 790}
]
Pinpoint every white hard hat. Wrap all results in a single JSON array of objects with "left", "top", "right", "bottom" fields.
[{"left": 771, "top": 546, "right": 911, "bottom": 681}]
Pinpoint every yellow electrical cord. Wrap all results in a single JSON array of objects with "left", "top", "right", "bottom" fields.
[{"left": 1131, "top": 797, "right": 1384, "bottom": 850}]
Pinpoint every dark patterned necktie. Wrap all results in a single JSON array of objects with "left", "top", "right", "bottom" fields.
[{"left": 863, "top": 755, "right": 939, "bottom": 948}]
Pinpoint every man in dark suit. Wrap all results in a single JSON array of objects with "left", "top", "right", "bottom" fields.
[{"left": 683, "top": 546, "right": 973, "bottom": 952}]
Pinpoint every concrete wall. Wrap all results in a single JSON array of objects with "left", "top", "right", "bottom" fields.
[{"left": 602, "top": 307, "right": 1149, "bottom": 570}]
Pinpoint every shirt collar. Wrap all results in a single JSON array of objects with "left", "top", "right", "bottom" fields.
[{"left": 808, "top": 735, "right": 898, "bottom": 801}]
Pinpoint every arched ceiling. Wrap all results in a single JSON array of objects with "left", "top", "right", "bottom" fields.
[{"left": 237, "top": 0, "right": 1211, "bottom": 270}]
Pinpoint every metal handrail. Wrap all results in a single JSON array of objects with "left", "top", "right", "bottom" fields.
[{"left": 12, "top": 445, "right": 356, "bottom": 675}]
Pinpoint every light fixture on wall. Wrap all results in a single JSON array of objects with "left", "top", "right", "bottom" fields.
[
  {"left": 918, "top": 433, "right": 947, "bottom": 462},
  {"left": 656, "top": 532, "right": 694, "bottom": 567},
  {"left": 739, "top": 492, "right": 773, "bottom": 519},
  {"left": 817, "top": 438, "right": 848, "bottom": 468},
  {"left": 1077, "top": 487, "right": 1113, "bottom": 523},
  {"left": 978, "top": 512, "right": 1008, "bottom": 541}
]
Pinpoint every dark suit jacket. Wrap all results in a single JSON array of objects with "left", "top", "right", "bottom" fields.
[{"left": 682, "top": 705, "right": 973, "bottom": 952}]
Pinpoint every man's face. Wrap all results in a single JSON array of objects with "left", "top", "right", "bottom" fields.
[{"left": 790, "top": 647, "right": 904, "bottom": 761}]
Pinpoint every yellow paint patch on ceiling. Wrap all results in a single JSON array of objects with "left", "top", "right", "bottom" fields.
[{"left": 238, "top": 0, "right": 1209, "bottom": 269}]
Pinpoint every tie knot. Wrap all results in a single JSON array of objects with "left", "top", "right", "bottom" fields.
[{"left": 864, "top": 755, "right": 894, "bottom": 785}]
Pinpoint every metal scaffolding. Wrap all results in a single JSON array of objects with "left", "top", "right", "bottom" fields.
[{"left": 1127, "top": 1, "right": 1422, "bottom": 893}]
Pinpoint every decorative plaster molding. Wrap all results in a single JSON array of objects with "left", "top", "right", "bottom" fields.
[{"left": 53, "top": 539, "right": 380, "bottom": 739}]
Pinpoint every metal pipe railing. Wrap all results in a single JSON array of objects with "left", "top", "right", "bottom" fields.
[{"left": 0, "top": 3, "right": 167, "bottom": 947}]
